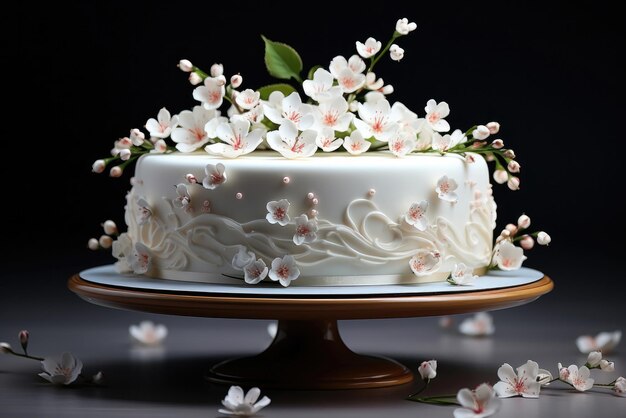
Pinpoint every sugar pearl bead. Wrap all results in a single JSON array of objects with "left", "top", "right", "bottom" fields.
[
  {"left": 368, "top": 188, "right": 376, "bottom": 196},
  {"left": 235, "top": 192, "right": 243, "bottom": 200},
  {"left": 307, "top": 192, "right": 315, "bottom": 200},
  {"left": 283, "top": 176, "right": 290, "bottom": 184},
  {"left": 312, "top": 198, "right": 319, "bottom": 205}
]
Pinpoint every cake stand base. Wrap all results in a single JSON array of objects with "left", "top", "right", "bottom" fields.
[{"left": 207, "top": 319, "right": 412, "bottom": 389}]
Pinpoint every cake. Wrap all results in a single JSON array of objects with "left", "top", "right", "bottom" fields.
[{"left": 90, "top": 18, "right": 550, "bottom": 287}]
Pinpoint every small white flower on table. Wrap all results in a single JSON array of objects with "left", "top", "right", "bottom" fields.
[
  {"left": 418, "top": 360, "right": 437, "bottom": 380},
  {"left": 424, "top": 99, "right": 451, "bottom": 132},
  {"left": 269, "top": 255, "right": 300, "bottom": 287},
  {"left": 493, "top": 360, "right": 541, "bottom": 398},
  {"left": 389, "top": 130, "right": 416, "bottom": 157},
  {"left": 206, "top": 120, "right": 263, "bottom": 158},
  {"left": 614, "top": 376, "right": 626, "bottom": 396},
  {"left": 293, "top": 214, "right": 318, "bottom": 245},
  {"left": 129, "top": 320, "right": 168, "bottom": 346},
  {"left": 566, "top": 365, "right": 594, "bottom": 392},
  {"left": 356, "top": 37, "right": 381, "bottom": 58},
  {"left": 219, "top": 386, "right": 271, "bottom": 416},
  {"left": 145, "top": 107, "right": 179, "bottom": 139},
  {"left": 448, "top": 263, "right": 478, "bottom": 286},
  {"left": 39, "top": 352, "right": 83, "bottom": 385},
  {"left": 409, "top": 250, "right": 441, "bottom": 276},
  {"left": 493, "top": 241, "right": 526, "bottom": 270},
  {"left": 243, "top": 260, "right": 269, "bottom": 285},
  {"left": 436, "top": 175, "right": 459, "bottom": 203},
  {"left": 404, "top": 201, "right": 429, "bottom": 231},
  {"left": 454, "top": 383, "right": 500, "bottom": 418},
  {"left": 354, "top": 99, "right": 398, "bottom": 142},
  {"left": 266, "top": 120, "right": 318, "bottom": 159},
  {"left": 459, "top": 312, "right": 495, "bottom": 337},
  {"left": 202, "top": 163, "right": 227, "bottom": 189},
  {"left": 343, "top": 130, "right": 371, "bottom": 155},
  {"left": 576, "top": 330, "right": 621, "bottom": 354},
  {"left": 170, "top": 106, "right": 218, "bottom": 152},
  {"left": 266, "top": 199, "right": 291, "bottom": 226}
]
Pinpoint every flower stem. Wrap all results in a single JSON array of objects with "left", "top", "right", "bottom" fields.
[
  {"left": 367, "top": 33, "right": 400, "bottom": 73},
  {"left": 8, "top": 351, "right": 44, "bottom": 361}
]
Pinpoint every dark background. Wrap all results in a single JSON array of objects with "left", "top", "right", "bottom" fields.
[{"left": 8, "top": 2, "right": 625, "bottom": 284}]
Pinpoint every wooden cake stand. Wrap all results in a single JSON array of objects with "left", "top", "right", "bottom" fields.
[{"left": 68, "top": 266, "right": 552, "bottom": 390}]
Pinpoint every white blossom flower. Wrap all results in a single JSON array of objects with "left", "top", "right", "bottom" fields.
[
  {"left": 202, "top": 163, "right": 227, "bottom": 189},
  {"left": 130, "top": 242, "right": 151, "bottom": 274},
  {"left": 266, "top": 120, "right": 317, "bottom": 159},
  {"left": 494, "top": 360, "right": 541, "bottom": 398},
  {"left": 129, "top": 320, "right": 168, "bottom": 346},
  {"left": 432, "top": 129, "right": 465, "bottom": 152},
  {"left": 136, "top": 197, "right": 152, "bottom": 225},
  {"left": 390, "top": 102, "right": 419, "bottom": 130},
  {"left": 193, "top": 77, "right": 225, "bottom": 110},
  {"left": 558, "top": 363, "right": 569, "bottom": 380},
  {"left": 409, "top": 250, "right": 441, "bottom": 276},
  {"left": 418, "top": 360, "right": 437, "bottom": 380},
  {"left": 354, "top": 99, "right": 398, "bottom": 142},
  {"left": 449, "top": 263, "right": 478, "bottom": 285},
  {"left": 316, "top": 127, "right": 343, "bottom": 152},
  {"left": 210, "top": 63, "right": 224, "bottom": 77},
  {"left": 365, "top": 72, "right": 384, "bottom": 90},
  {"left": 206, "top": 120, "right": 264, "bottom": 158},
  {"left": 329, "top": 55, "right": 366, "bottom": 93},
  {"left": 173, "top": 183, "right": 191, "bottom": 208},
  {"left": 404, "top": 201, "right": 428, "bottom": 231},
  {"left": 219, "top": 386, "right": 271, "bottom": 416},
  {"left": 232, "top": 247, "right": 256, "bottom": 270},
  {"left": 388, "top": 130, "right": 416, "bottom": 157},
  {"left": 39, "top": 352, "right": 83, "bottom": 385},
  {"left": 293, "top": 214, "right": 318, "bottom": 245},
  {"left": 243, "top": 259, "right": 269, "bottom": 285},
  {"left": 302, "top": 68, "right": 342, "bottom": 101},
  {"left": 266, "top": 199, "right": 290, "bottom": 226},
  {"left": 587, "top": 351, "right": 602, "bottom": 368},
  {"left": 436, "top": 175, "right": 459, "bottom": 203},
  {"left": 576, "top": 331, "right": 621, "bottom": 354},
  {"left": 614, "top": 376, "right": 626, "bottom": 396},
  {"left": 130, "top": 128, "right": 145, "bottom": 146},
  {"left": 472, "top": 125, "right": 491, "bottom": 140},
  {"left": 313, "top": 96, "right": 353, "bottom": 132},
  {"left": 424, "top": 99, "right": 451, "bottom": 132},
  {"left": 566, "top": 365, "right": 594, "bottom": 392},
  {"left": 263, "top": 92, "right": 314, "bottom": 130},
  {"left": 343, "top": 130, "right": 371, "bottom": 155},
  {"left": 454, "top": 383, "right": 501, "bottom": 418},
  {"left": 396, "top": 18, "right": 417, "bottom": 35},
  {"left": 356, "top": 37, "right": 382, "bottom": 58},
  {"left": 232, "top": 104, "right": 265, "bottom": 126},
  {"left": 235, "top": 89, "right": 261, "bottom": 110},
  {"left": 389, "top": 44, "right": 404, "bottom": 61},
  {"left": 269, "top": 255, "right": 300, "bottom": 287},
  {"left": 600, "top": 360, "right": 615, "bottom": 372},
  {"left": 493, "top": 241, "right": 526, "bottom": 270},
  {"left": 151, "top": 139, "right": 167, "bottom": 153},
  {"left": 145, "top": 107, "right": 179, "bottom": 139},
  {"left": 459, "top": 312, "right": 495, "bottom": 336},
  {"left": 537, "top": 231, "right": 551, "bottom": 246},
  {"left": 171, "top": 106, "right": 217, "bottom": 152}
]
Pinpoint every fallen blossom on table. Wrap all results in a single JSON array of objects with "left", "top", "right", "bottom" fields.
[
  {"left": 39, "top": 352, "right": 83, "bottom": 386},
  {"left": 129, "top": 321, "right": 168, "bottom": 346},
  {"left": 459, "top": 312, "right": 495, "bottom": 337},
  {"left": 493, "top": 360, "right": 541, "bottom": 398},
  {"left": 418, "top": 360, "right": 437, "bottom": 380},
  {"left": 565, "top": 365, "right": 594, "bottom": 392},
  {"left": 576, "top": 330, "right": 621, "bottom": 354},
  {"left": 454, "top": 383, "right": 501, "bottom": 418},
  {"left": 219, "top": 386, "right": 271, "bottom": 416},
  {"left": 614, "top": 377, "right": 626, "bottom": 396}
]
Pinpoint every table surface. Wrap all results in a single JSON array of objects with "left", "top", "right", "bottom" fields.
[{"left": 1, "top": 254, "right": 624, "bottom": 418}]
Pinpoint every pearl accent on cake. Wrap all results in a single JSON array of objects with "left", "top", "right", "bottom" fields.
[
  {"left": 368, "top": 188, "right": 376, "bottom": 196},
  {"left": 307, "top": 192, "right": 315, "bottom": 200},
  {"left": 236, "top": 192, "right": 243, "bottom": 200},
  {"left": 283, "top": 176, "right": 291, "bottom": 184}
]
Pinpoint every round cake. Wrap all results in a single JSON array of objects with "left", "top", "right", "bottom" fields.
[{"left": 113, "top": 151, "right": 496, "bottom": 286}]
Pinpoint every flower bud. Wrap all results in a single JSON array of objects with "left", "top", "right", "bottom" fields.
[
  {"left": 520, "top": 235, "right": 535, "bottom": 250},
  {"left": 178, "top": 59, "right": 193, "bottom": 72},
  {"left": 92, "top": 159, "right": 106, "bottom": 173},
  {"left": 119, "top": 148, "right": 131, "bottom": 161},
  {"left": 389, "top": 44, "right": 405, "bottom": 61},
  {"left": 517, "top": 214, "right": 531, "bottom": 229},
  {"left": 505, "top": 223, "right": 518, "bottom": 234},
  {"left": 230, "top": 74, "right": 243, "bottom": 88},
  {"left": 614, "top": 376, "right": 626, "bottom": 395},
  {"left": 493, "top": 169, "right": 508, "bottom": 184},
  {"left": 508, "top": 160, "right": 521, "bottom": 173},
  {"left": 558, "top": 363, "right": 569, "bottom": 380},
  {"left": 491, "top": 139, "right": 504, "bottom": 149},
  {"left": 349, "top": 101, "right": 359, "bottom": 112},
  {"left": 99, "top": 235, "right": 113, "bottom": 249},
  {"left": 110, "top": 166, "right": 123, "bottom": 178},
  {"left": 130, "top": 128, "right": 145, "bottom": 146},
  {"left": 153, "top": 139, "right": 167, "bottom": 153},
  {"left": 418, "top": 360, "right": 437, "bottom": 380},
  {"left": 188, "top": 72, "right": 202, "bottom": 85},
  {"left": 537, "top": 231, "right": 551, "bottom": 245},
  {"left": 473, "top": 125, "right": 490, "bottom": 140},
  {"left": 487, "top": 121, "right": 500, "bottom": 134},
  {"left": 500, "top": 229, "right": 511, "bottom": 238},
  {"left": 185, "top": 173, "right": 198, "bottom": 184},
  {"left": 103, "top": 220, "right": 118, "bottom": 235},
  {"left": 210, "top": 63, "right": 224, "bottom": 77},
  {"left": 600, "top": 359, "right": 614, "bottom": 372},
  {"left": 0, "top": 342, "right": 13, "bottom": 354},
  {"left": 380, "top": 84, "right": 394, "bottom": 95},
  {"left": 18, "top": 330, "right": 29, "bottom": 352},
  {"left": 87, "top": 238, "right": 99, "bottom": 250},
  {"left": 215, "top": 75, "right": 227, "bottom": 86},
  {"left": 587, "top": 351, "right": 602, "bottom": 367},
  {"left": 504, "top": 149, "right": 516, "bottom": 159},
  {"left": 507, "top": 176, "right": 520, "bottom": 191}
]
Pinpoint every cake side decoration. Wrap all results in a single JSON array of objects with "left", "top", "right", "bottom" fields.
[{"left": 88, "top": 18, "right": 551, "bottom": 286}]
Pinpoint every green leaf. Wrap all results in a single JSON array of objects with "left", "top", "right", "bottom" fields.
[
  {"left": 257, "top": 84, "right": 297, "bottom": 100},
  {"left": 307, "top": 65, "right": 322, "bottom": 80},
  {"left": 261, "top": 35, "right": 303, "bottom": 82}
]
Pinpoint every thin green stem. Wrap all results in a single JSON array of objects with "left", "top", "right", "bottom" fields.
[
  {"left": 367, "top": 33, "right": 400, "bottom": 72},
  {"left": 8, "top": 351, "right": 44, "bottom": 361}
]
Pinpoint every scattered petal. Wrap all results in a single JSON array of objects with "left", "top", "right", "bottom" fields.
[{"left": 459, "top": 312, "right": 495, "bottom": 337}]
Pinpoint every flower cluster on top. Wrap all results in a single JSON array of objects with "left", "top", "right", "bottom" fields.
[{"left": 92, "top": 18, "right": 520, "bottom": 191}]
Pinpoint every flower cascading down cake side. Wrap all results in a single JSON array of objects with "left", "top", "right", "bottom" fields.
[{"left": 89, "top": 18, "right": 551, "bottom": 287}]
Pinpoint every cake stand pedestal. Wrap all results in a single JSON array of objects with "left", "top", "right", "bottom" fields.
[{"left": 68, "top": 266, "right": 552, "bottom": 389}]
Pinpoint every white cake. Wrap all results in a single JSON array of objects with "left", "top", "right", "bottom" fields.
[{"left": 114, "top": 151, "right": 496, "bottom": 286}]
